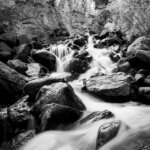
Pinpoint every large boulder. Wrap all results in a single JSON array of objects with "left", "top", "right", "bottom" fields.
[
  {"left": 127, "top": 36, "right": 150, "bottom": 69},
  {"left": 0, "top": 61, "right": 28, "bottom": 105},
  {"left": 7, "top": 59, "right": 28, "bottom": 75},
  {"left": 85, "top": 72, "right": 135, "bottom": 102},
  {"left": 127, "top": 36, "right": 150, "bottom": 54},
  {"left": 24, "top": 74, "right": 69, "bottom": 99},
  {"left": 32, "top": 50, "right": 56, "bottom": 72},
  {"left": 0, "top": 42, "right": 12, "bottom": 62},
  {"left": 64, "top": 58, "right": 89, "bottom": 75},
  {"left": 32, "top": 82, "right": 86, "bottom": 114},
  {"left": 128, "top": 50, "right": 150, "bottom": 69},
  {"left": 39, "top": 103, "right": 83, "bottom": 131}
]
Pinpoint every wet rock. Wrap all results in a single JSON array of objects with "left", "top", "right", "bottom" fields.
[
  {"left": 0, "top": 27, "right": 5, "bottom": 35},
  {"left": 138, "top": 87, "right": 150, "bottom": 102},
  {"left": 102, "top": 38, "right": 121, "bottom": 47},
  {"left": 127, "top": 36, "right": 150, "bottom": 54},
  {"left": 64, "top": 58, "right": 89, "bottom": 75},
  {"left": 0, "top": 42, "right": 12, "bottom": 62},
  {"left": 0, "top": 130, "right": 35, "bottom": 150},
  {"left": 99, "top": 29, "right": 110, "bottom": 40},
  {"left": 7, "top": 59, "right": 28, "bottom": 75},
  {"left": 0, "top": 33, "right": 30, "bottom": 49},
  {"left": 117, "top": 59, "right": 130, "bottom": 73},
  {"left": 32, "top": 50, "right": 56, "bottom": 72},
  {"left": 74, "top": 50, "right": 91, "bottom": 61},
  {"left": 85, "top": 72, "right": 135, "bottom": 102},
  {"left": 100, "top": 127, "right": 150, "bottom": 150},
  {"left": 31, "top": 41, "right": 43, "bottom": 50},
  {"left": 134, "top": 73, "right": 145, "bottom": 85},
  {"left": 16, "top": 44, "right": 32, "bottom": 63},
  {"left": 0, "top": 33, "right": 19, "bottom": 48},
  {"left": 69, "top": 44, "right": 80, "bottom": 51},
  {"left": 8, "top": 96, "right": 31, "bottom": 124},
  {"left": 144, "top": 75, "right": 150, "bottom": 85},
  {"left": 0, "top": 61, "right": 28, "bottom": 105},
  {"left": 93, "top": 34, "right": 101, "bottom": 40},
  {"left": 96, "top": 120, "right": 121, "bottom": 149},
  {"left": 94, "top": 41, "right": 105, "bottom": 49},
  {"left": 139, "top": 69, "right": 150, "bottom": 77},
  {"left": 128, "top": 50, "right": 150, "bottom": 69},
  {"left": 73, "top": 37, "right": 86, "bottom": 47},
  {"left": 127, "top": 37, "right": 150, "bottom": 69},
  {"left": 24, "top": 74, "right": 68, "bottom": 99},
  {"left": 79, "top": 110, "right": 114, "bottom": 125},
  {"left": 39, "top": 103, "right": 82, "bottom": 131},
  {"left": 110, "top": 53, "right": 120, "bottom": 63},
  {"left": 32, "top": 82, "right": 86, "bottom": 114}
]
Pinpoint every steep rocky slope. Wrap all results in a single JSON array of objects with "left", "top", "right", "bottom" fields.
[
  {"left": 0, "top": 0, "right": 110, "bottom": 38},
  {"left": 55, "top": 0, "right": 110, "bottom": 35},
  {"left": 0, "top": 0, "right": 67, "bottom": 39}
]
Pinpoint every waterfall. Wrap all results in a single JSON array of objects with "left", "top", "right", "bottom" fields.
[
  {"left": 49, "top": 44, "right": 72, "bottom": 60},
  {"left": 49, "top": 44, "right": 72, "bottom": 72}
]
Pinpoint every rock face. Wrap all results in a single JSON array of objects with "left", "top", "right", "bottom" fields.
[
  {"left": 56, "top": 0, "right": 110, "bottom": 35},
  {"left": 33, "top": 82, "right": 86, "bottom": 114},
  {"left": 85, "top": 73, "right": 135, "bottom": 102},
  {"left": 0, "top": 0, "right": 67, "bottom": 39},
  {"left": 0, "top": 61, "right": 28, "bottom": 105},
  {"left": 0, "top": 0, "right": 110, "bottom": 38},
  {"left": 39, "top": 103, "right": 82, "bottom": 131}
]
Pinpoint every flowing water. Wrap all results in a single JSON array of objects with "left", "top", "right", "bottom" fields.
[{"left": 22, "top": 35, "right": 150, "bottom": 150}]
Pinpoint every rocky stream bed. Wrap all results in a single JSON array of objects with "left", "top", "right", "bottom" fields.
[{"left": 0, "top": 29, "right": 150, "bottom": 150}]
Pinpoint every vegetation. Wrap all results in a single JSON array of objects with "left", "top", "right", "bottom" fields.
[{"left": 108, "top": 0, "right": 150, "bottom": 38}]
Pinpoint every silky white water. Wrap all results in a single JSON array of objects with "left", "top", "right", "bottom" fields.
[{"left": 22, "top": 35, "right": 150, "bottom": 150}]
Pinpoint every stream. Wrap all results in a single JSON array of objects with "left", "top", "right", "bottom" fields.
[{"left": 21, "top": 35, "right": 150, "bottom": 150}]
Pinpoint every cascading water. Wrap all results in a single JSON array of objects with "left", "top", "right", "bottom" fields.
[
  {"left": 49, "top": 44, "right": 73, "bottom": 72},
  {"left": 22, "top": 35, "right": 150, "bottom": 150},
  {"left": 50, "top": 44, "right": 72, "bottom": 61}
]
